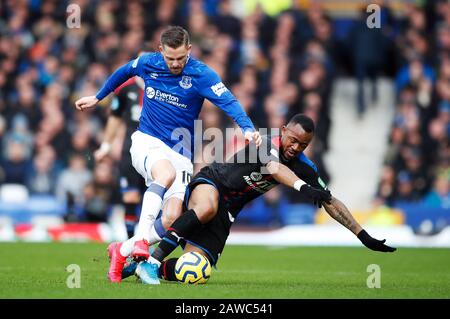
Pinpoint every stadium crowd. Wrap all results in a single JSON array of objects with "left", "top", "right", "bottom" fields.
[
  {"left": 0, "top": 0, "right": 448, "bottom": 225},
  {"left": 374, "top": 0, "right": 450, "bottom": 211}
]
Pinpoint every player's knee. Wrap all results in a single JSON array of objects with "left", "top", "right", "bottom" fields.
[
  {"left": 161, "top": 212, "right": 179, "bottom": 228},
  {"left": 152, "top": 162, "right": 176, "bottom": 187},
  {"left": 156, "top": 171, "right": 176, "bottom": 187},
  {"left": 190, "top": 203, "right": 217, "bottom": 224}
]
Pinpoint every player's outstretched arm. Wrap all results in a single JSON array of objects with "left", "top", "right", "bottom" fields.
[
  {"left": 266, "top": 161, "right": 331, "bottom": 207},
  {"left": 75, "top": 56, "right": 143, "bottom": 111},
  {"left": 322, "top": 198, "right": 397, "bottom": 253}
]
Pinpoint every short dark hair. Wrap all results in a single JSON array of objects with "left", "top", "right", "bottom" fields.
[
  {"left": 160, "top": 26, "right": 190, "bottom": 48},
  {"left": 287, "top": 114, "right": 315, "bottom": 133}
]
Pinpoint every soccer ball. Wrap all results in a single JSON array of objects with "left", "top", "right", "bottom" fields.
[{"left": 175, "top": 252, "right": 211, "bottom": 284}]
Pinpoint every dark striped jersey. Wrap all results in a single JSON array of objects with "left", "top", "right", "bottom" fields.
[
  {"left": 199, "top": 135, "right": 328, "bottom": 213},
  {"left": 110, "top": 77, "right": 144, "bottom": 155}
]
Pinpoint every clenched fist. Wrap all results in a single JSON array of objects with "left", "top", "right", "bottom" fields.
[{"left": 75, "top": 95, "right": 99, "bottom": 111}]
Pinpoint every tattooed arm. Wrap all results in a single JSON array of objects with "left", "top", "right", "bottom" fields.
[
  {"left": 323, "top": 196, "right": 397, "bottom": 252},
  {"left": 322, "top": 197, "right": 363, "bottom": 235}
]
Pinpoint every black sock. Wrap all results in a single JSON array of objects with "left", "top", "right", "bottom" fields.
[
  {"left": 152, "top": 209, "right": 202, "bottom": 262},
  {"left": 124, "top": 203, "right": 138, "bottom": 238},
  {"left": 159, "top": 258, "right": 178, "bottom": 281}
]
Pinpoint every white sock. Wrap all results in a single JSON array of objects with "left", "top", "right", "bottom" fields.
[
  {"left": 119, "top": 183, "right": 166, "bottom": 257},
  {"left": 120, "top": 236, "right": 137, "bottom": 257},
  {"left": 148, "top": 225, "right": 162, "bottom": 245},
  {"left": 147, "top": 216, "right": 166, "bottom": 245},
  {"left": 135, "top": 183, "right": 166, "bottom": 240}
]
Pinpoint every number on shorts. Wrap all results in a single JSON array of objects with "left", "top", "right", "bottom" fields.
[{"left": 182, "top": 170, "right": 192, "bottom": 185}]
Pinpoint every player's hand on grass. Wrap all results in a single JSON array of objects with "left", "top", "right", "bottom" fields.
[
  {"left": 357, "top": 229, "right": 397, "bottom": 252},
  {"left": 75, "top": 95, "right": 99, "bottom": 111},
  {"left": 244, "top": 131, "right": 262, "bottom": 147},
  {"left": 300, "top": 184, "right": 332, "bottom": 208}
]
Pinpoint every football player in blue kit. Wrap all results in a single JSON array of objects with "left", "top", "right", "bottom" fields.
[{"left": 75, "top": 26, "right": 261, "bottom": 282}]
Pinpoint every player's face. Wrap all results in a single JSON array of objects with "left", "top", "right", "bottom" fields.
[
  {"left": 280, "top": 124, "right": 313, "bottom": 160},
  {"left": 160, "top": 44, "right": 191, "bottom": 75}
]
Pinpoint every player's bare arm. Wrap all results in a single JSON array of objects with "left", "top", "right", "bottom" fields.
[
  {"left": 94, "top": 116, "right": 123, "bottom": 162},
  {"left": 322, "top": 197, "right": 362, "bottom": 235},
  {"left": 323, "top": 197, "right": 397, "bottom": 253},
  {"left": 266, "top": 153, "right": 396, "bottom": 253}
]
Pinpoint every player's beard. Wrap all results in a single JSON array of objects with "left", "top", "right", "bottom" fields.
[
  {"left": 170, "top": 68, "right": 182, "bottom": 74},
  {"left": 168, "top": 63, "right": 184, "bottom": 74}
]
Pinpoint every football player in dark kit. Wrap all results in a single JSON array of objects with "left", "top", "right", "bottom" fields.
[
  {"left": 94, "top": 76, "right": 146, "bottom": 238},
  {"left": 134, "top": 114, "right": 397, "bottom": 284}
]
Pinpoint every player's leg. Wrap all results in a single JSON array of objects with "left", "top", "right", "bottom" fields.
[
  {"left": 122, "top": 132, "right": 177, "bottom": 255},
  {"left": 145, "top": 152, "right": 194, "bottom": 248},
  {"left": 119, "top": 187, "right": 187, "bottom": 281},
  {"left": 133, "top": 182, "right": 219, "bottom": 284},
  {"left": 122, "top": 190, "right": 141, "bottom": 238},
  {"left": 108, "top": 132, "right": 176, "bottom": 282},
  {"left": 131, "top": 158, "right": 176, "bottom": 255},
  {"left": 150, "top": 183, "right": 219, "bottom": 264},
  {"left": 118, "top": 151, "right": 145, "bottom": 239},
  {"left": 119, "top": 197, "right": 182, "bottom": 280},
  {"left": 111, "top": 166, "right": 192, "bottom": 282},
  {"left": 117, "top": 159, "right": 175, "bottom": 260},
  {"left": 147, "top": 161, "right": 192, "bottom": 245},
  {"left": 147, "top": 196, "right": 183, "bottom": 245},
  {"left": 138, "top": 199, "right": 229, "bottom": 284},
  {"left": 107, "top": 164, "right": 143, "bottom": 282}
]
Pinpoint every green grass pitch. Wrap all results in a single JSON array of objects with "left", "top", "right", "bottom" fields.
[{"left": 0, "top": 242, "right": 449, "bottom": 299}]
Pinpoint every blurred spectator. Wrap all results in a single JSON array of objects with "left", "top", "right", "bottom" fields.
[
  {"left": 375, "top": 165, "right": 397, "bottom": 206},
  {"left": 214, "top": 0, "right": 241, "bottom": 41},
  {"left": 396, "top": 58, "right": 435, "bottom": 93},
  {"left": 26, "top": 145, "right": 60, "bottom": 195},
  {"left": 348, "top": 9, "right": 389, "bottom": 117},
  {"left": 56, "top": 153, "right": 93, "bottom": 222},
  {"left": 82, "top": 160, "right": 121, "bottom": 222},
  {"left": 2, "top": 114, "right": 34, "bottom": 160},
  {"left": 0, "top": 140, "right": 31, "bottom": 185},
  {"left": 423, "top": 169, "right": 450, "bottom": 209},
  {"left": 394, "top": 170, "right": 422, "bottom": 203}
]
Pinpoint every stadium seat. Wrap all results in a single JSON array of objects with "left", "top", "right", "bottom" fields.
[
  {"left": 238, "top": 197, "right": 286, "bottom": 226},
  {"left": 0, "top": 184, "right": 29, "bottom": 203},
  {"left": 394, "top": 202, "right": 450, "bottom": 231},
  {"left": 0, "top": 201, "right": 32, "bottom": 224},
  {"left": 279, "top": 203, "right": 317, "bottom": 226},
  {"left": 27, "top": 195, "right": 66, "bottom": 217},
  {"left": 0, "top": 194, "right": 66, "bottom": 224}
]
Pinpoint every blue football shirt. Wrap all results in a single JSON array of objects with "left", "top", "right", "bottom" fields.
[{"left": 96, "top": 52, "right": 255, "bottom": 160}]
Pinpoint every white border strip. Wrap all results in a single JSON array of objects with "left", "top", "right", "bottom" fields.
[{"left": 228, "top": 225, "right": 450, "bottom": 248}]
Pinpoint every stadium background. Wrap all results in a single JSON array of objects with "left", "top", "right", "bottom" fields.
[{"left": 0, "top": 0, "right": 448, "bottom": 248}]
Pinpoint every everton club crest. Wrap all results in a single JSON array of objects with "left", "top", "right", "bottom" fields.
[{"left": 179, "top": 76, "right": 192, "bottom": 89}]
